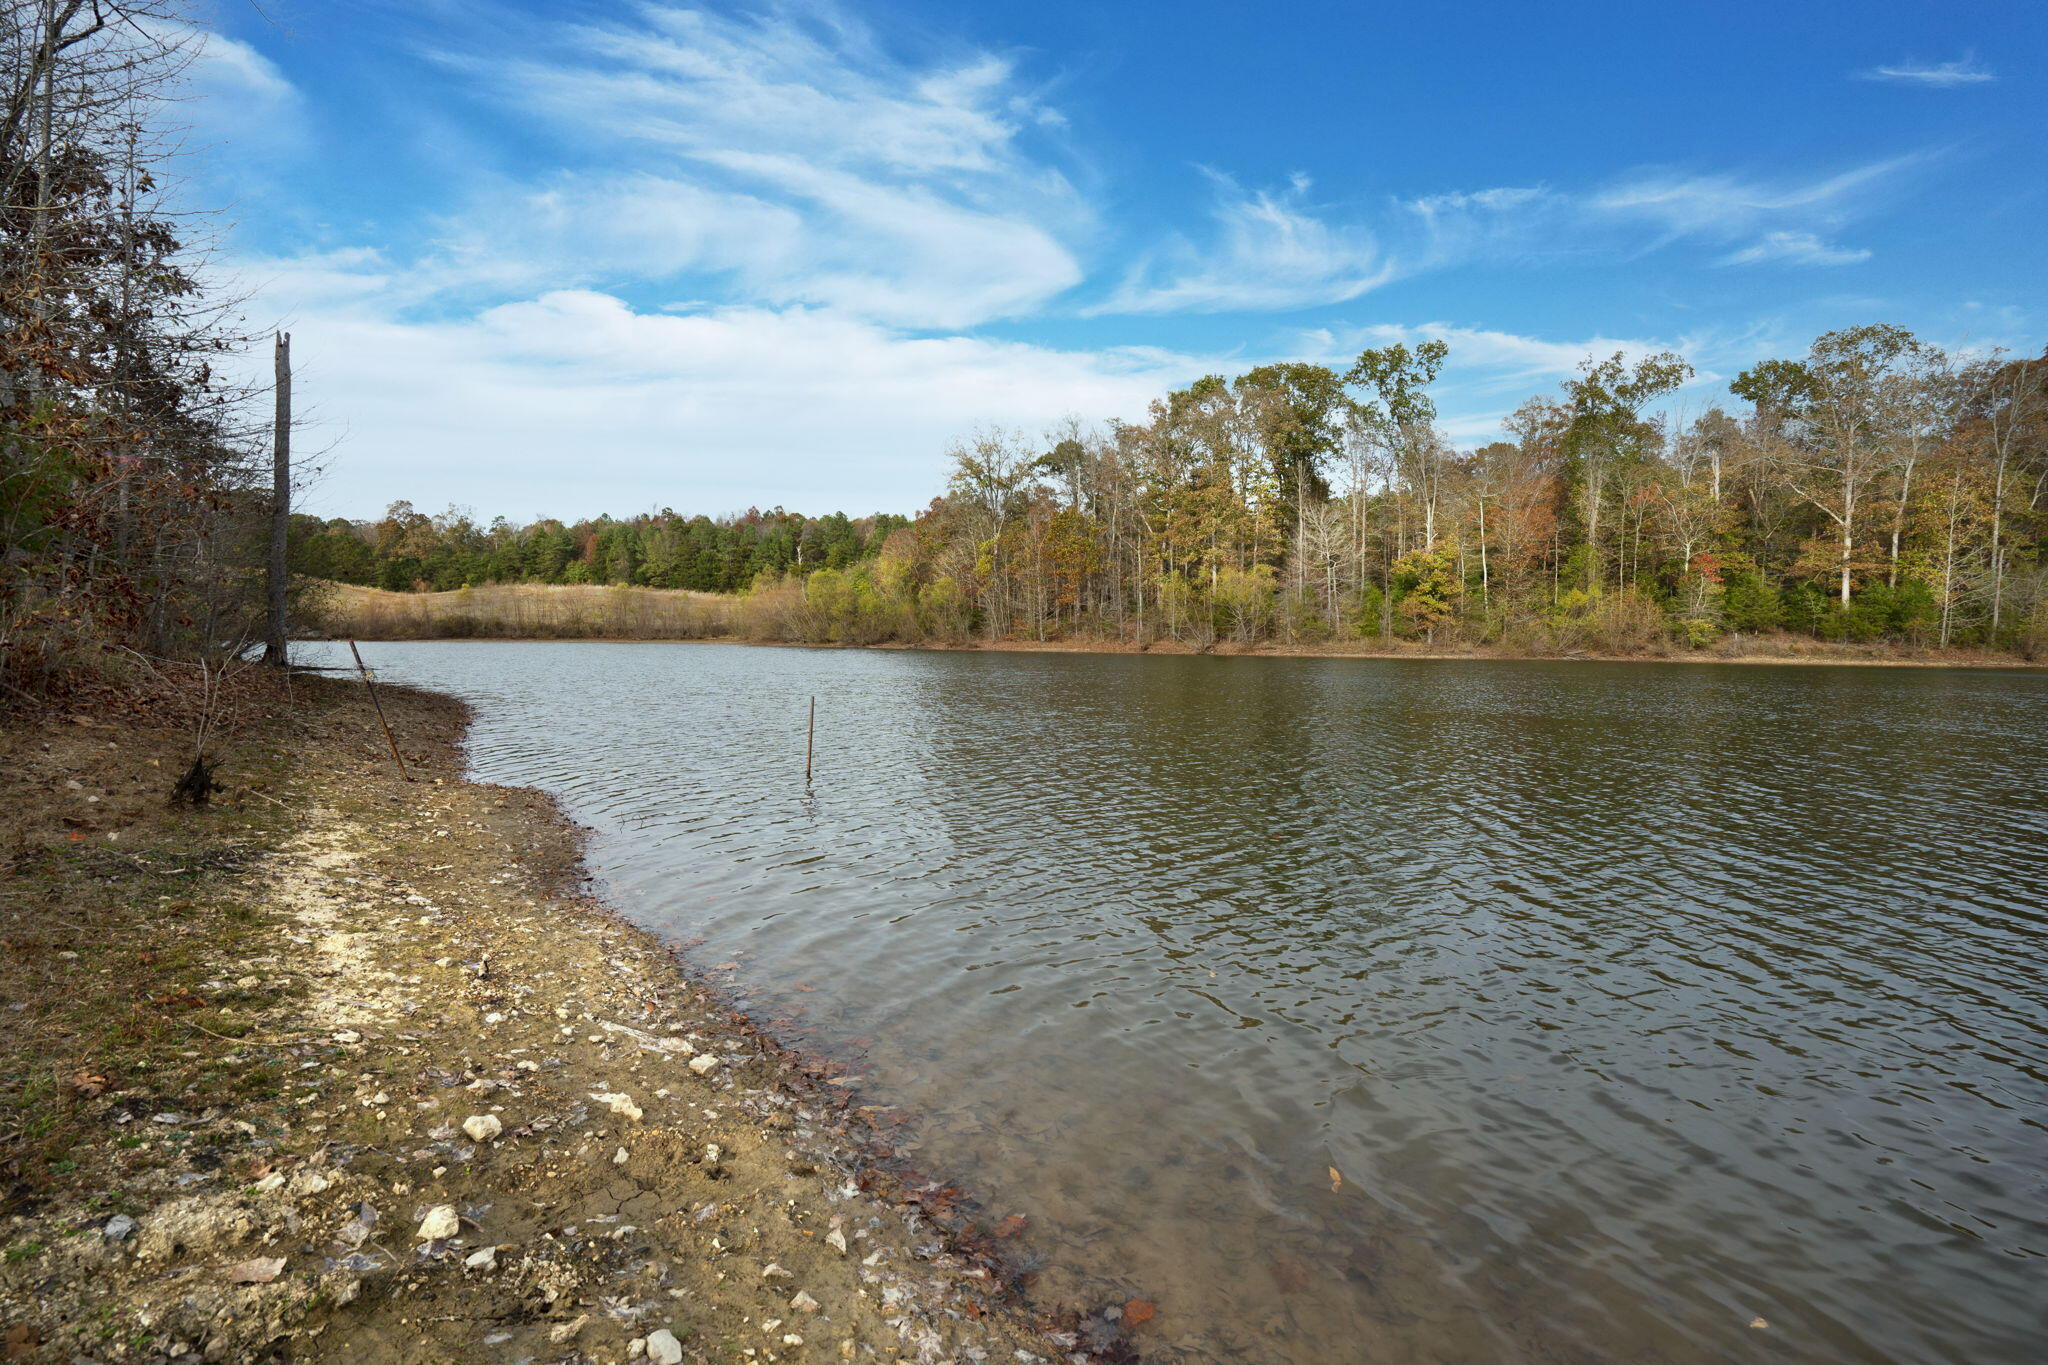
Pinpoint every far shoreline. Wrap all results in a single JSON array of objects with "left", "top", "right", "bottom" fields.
[{"left": 308, "top": 633, "right": 2048, "bottom": 673}]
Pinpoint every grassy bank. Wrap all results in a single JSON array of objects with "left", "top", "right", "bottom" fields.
[
  {"left": 0, "top": 672, "right": 1120, "bottom": 1362},
  {"left": 308, "top": 581, "right": 2045, "bottom": 670}
]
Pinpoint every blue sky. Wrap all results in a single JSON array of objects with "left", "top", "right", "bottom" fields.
[{"left": 182, "top": 0, "right": 2043, "bottom": 520}]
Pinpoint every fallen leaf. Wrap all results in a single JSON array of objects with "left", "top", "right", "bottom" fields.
[
  {"left": 226, "top": 1255, "right": 286, "bottom": 1284},
  {"left": 1124, "top": 1299, "right": 1156, "bottom": 1326},
  {"left": 69, "top": 1070, "right": 109, "bottom": 1098},
  {"left": 1328, "top": 1165, "right": 1343, "bottom": 1193},
  {"left": 991, "top": 1214, "right": 1028, "bottom": 1238}
]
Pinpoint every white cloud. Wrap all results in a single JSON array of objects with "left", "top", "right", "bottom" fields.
[
  {"left": 186, "top": 29, "right": 295, "bottom": 103},
  {"left": 1590, "top": 158, "right": 1911, "bottom": 242},
  {"left": 1856, "top": 58, "right": 1994, "bottom": 87},
  {"left": 431, "top": 2, "right": 1087, "bottom": 328},
  {"left": 247, "top": 266, "right": 1208, "bottom": 520},
  {"left": 1092, "top": 176, "right": 1396, "bottom": 315},
  {"left": 1717, "top": 231, "right": 1871, "bottom": 267}
]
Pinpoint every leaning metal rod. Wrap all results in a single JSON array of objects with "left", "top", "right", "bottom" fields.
[{"left": 347, "top": 639, "right": 412, "bottom": 782}]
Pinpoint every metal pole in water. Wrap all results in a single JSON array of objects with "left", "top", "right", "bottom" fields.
[
  {"left": 348, "top": 639, "right": 413, "bottom": 782},
  {"left": 805, "top": 695, "right": 815, "bottom": 787}
]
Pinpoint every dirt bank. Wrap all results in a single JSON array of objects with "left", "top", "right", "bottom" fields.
[{"left": 0, "top": 674, "right": 1126, "bottom": 1363}]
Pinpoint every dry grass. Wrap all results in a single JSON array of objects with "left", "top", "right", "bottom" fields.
[{"left": 308, "top": 581, "right": 742, "bottom": 640}]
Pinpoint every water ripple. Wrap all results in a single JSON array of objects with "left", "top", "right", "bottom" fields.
[{"left": 303, "top": 642, "right": 2048, "bottom": 1364}]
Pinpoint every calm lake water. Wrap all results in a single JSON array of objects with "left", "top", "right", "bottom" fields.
[{"left": 298, "top": 642, "right": 2048, "bottom": 1363}]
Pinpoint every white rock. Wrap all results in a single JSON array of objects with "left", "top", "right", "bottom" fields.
[
  {"left": 762, "top": 1262, "right": 793, "bottom": 1281},
  {"left": 687, "top": 1054, "right": 720, "bottom": 1076},
  {"left": 464, "top": 1246, "right": 497, "bottom": 1270},
  {"left": 549, "top": 1314, "right": 588, "bottom": 1344},
  {"left": 102, "top": 1214, "right": 137, "bottom": 1241},
  {"left": 589, "top": 1092, "right": 643, "bottom": 1122},
  {"left": 783, "top": 1336, "right": 804, "bottom": 1347},
  {"left": 416, "top": 1205, "right": 460, "bottom": 1240},
  {"left": 461, "top": 1114, "right": 503, "bottom": 1142},
  {"left": 645, "top": 1328, "right": 684, "bottom": 1364},
  {"left": 791, "top": 1290, "right": 821, "bottom": 1314},
  {"left": 825, "top": 1228, "right": 847, "bottom": 1255},
  {"left": 613, "top": 1147, "right": 629, "bottom": 1165}
]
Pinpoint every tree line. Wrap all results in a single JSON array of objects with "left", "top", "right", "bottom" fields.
[
  {"left": 335, "top": 326, "right": 2048, "bottom": 657},
  {"left": 2, "top": 1, "right": 272, "bottom": 701},
  {"left": 293, "top": 503, "right": 908, "bottom": 596}
]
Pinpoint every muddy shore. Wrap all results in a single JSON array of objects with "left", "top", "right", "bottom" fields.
[{"left": 0, "top": 674, "right": 1127, "bottom": 1363}]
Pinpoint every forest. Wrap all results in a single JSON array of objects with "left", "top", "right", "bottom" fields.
[
  {"left": 1, "top": 2, "right": 272, "bottom": 702},
  {"left": 310, "top": 332, "right": 2048, "bottom": 657}
]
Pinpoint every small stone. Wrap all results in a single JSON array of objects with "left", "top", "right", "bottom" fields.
[
  {"left": 790, "top": 1290, "right": 821, "bottom": 1314},
  {"left": 549, "top": 1314, "right": 589, "bottom": 1344},
  {"left": 461, "top": 1114, "right": 503, "bottom": 1142},
  {"left": 782, "top": 1335, "right": 804, "bottom": 1347},
  {"left": 645, "top": 1328, "right": 684, "bottom": 1364},
  {"left": 824, "top": 1228, "right": 847, "bottom": 1255},
  {"left": 102, "top": 1214, "right": 137, "bottom": 1241},
  {"left": 226, "top": 1255, "right": 286, "bottom": 1284},
  {"left": 464, "top": 1246, "right": 498, "bottom": 1270},
  {"left": 761, "top": 1262, "right": 793, "bottom": 1281},
  {"left": 687, "top": 1054, "right": 720, "bottom": 1076},
  {"left": 416, "top": 1205, "right": 460, "bottom": 1240},
  {"left": 590, "top": 1092, "right": 643, "bottom": 1122},
  {"left": 614, "top": 1147, "right": 629, "bottom": 1165},
  {"left": 333, "top": 1031, "right": 361, "bottom": 1044}
]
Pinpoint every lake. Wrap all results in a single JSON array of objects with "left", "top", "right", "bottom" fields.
[{"left": 297, "top": 642, "right": 2048, "bottom": 1363}]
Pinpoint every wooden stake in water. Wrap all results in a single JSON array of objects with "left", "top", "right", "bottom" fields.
[
  {"left": 805, "top": 695, "right": 815, "bottom": 788},
  {"left": 348, "top": 639, "right": 412, "bottom": 782}
]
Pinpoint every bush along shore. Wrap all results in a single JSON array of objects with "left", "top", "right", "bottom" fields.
[{"left": 0, "top": 672, "right": 1131, "bottom": 1364}]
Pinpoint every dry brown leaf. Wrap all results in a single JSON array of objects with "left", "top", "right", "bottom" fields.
[
  {"left": 1328, "top": 1165, "right": 1343, "bottom": 1193},
  {"left": 1124, "top": 1299, "right": 1156, "bottom": 1326}
]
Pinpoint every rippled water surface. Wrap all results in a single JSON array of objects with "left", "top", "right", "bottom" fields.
[{"left": 301, "top": 642, "right": 2048, "bottom": 1362}]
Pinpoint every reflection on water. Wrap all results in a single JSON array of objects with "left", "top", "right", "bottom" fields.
[{"left": 299, "top": 642, "right": 2048, "bottom": 1363}]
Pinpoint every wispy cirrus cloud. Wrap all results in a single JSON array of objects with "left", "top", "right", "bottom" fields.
[
  {"left": 1092, "top": 154, "right": 1914, "bottom": 317},
  {"left": 423, "top": 2, "right": 1087, "bottom": 329},
  {"left": 1090, "top": 173, "right": 1394, "bottom": 316},
  {"left": 1856, "top": 57, "right": 1994, "bottom": 87},
  {"left": 1717, "top": 231, "right": 1871, "bottom": 268}
]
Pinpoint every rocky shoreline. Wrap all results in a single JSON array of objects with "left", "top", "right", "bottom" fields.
[{"left": 0, "top": 674, "right": 1126, "bottom": 1363}]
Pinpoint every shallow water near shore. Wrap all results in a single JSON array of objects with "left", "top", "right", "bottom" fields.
[{"left": 298, "top": 641, "right": 2048, "bottom": 1363}]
